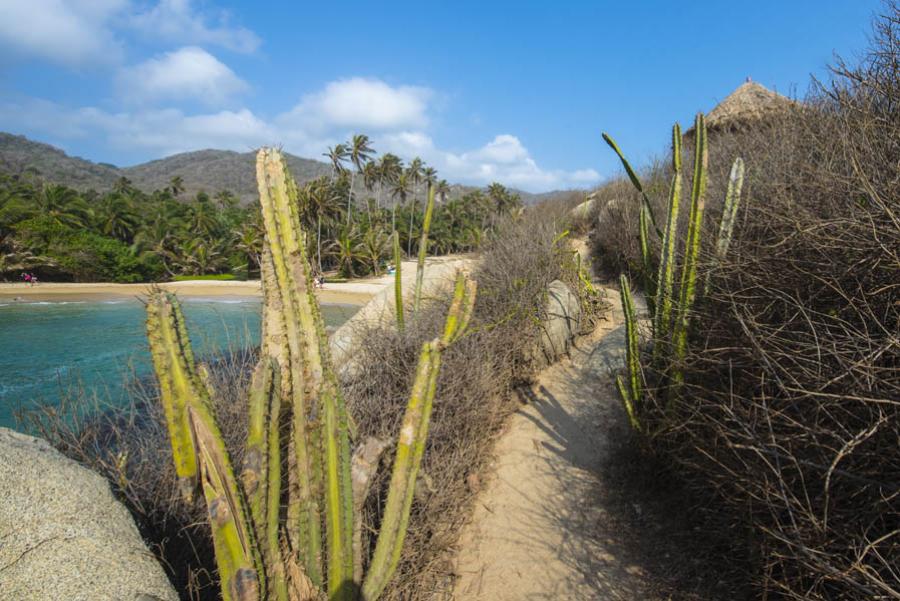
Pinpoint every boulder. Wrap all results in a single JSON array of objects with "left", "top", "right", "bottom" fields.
[
  {"left": 0, "top": 428, "right": 178, "bottom": 601},
  {"left": 536, "top": 280, "right": 582, "bottom": 366}
]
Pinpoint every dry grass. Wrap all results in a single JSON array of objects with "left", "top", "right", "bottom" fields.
[
  {"left": 592, "top": 5, "right": 900, "bottom": 599},
  {"left": 23, "top": 198, "right": 604, "bottom": 600}
]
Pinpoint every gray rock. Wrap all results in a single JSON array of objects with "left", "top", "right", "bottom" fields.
[
  {"left": 0, "top": 428, "right": 178, "bottom": 601},
  {"left": 537, "top": 280, "right": 582, "bottom": 366}
]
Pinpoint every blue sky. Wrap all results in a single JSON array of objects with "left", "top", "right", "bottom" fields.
[{"left": 0, "top": 0, "right": 884, "bottom": 192}]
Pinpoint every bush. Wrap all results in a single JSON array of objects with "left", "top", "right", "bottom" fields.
[
  {"left": 171, "top": 273, "right": 239, "bottom": 281},
  {"left": 25, "top": 199, "right": 604, "bottom": 600},
  {"left": 596, "top": 6, "right": 900, "bottom": 599}
]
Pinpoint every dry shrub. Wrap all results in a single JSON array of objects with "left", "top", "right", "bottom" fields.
[
  {"left": 24, "top": 199, "right": 601, "bottom": 600},
  {"left": 599, "top": 6, "right": 900, "bottom": 599},
  {"left": 345, "top": 199, "right": 603, "bottom": 599}
]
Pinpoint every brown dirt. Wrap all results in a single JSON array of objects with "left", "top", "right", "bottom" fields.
[{"left": 452, "top": 289, "right": 667, "bottom": 600}]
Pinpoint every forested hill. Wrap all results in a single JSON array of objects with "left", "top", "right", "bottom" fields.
[
  {"left": 0, "top": 132, "right": 570, "bottom": 205},
  {"left": 0, "top": 133, "right": 330, "bottom": 203}
]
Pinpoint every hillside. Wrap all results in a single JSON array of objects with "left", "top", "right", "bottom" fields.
[{"left": 0, "top": 132, "right": 576, "bottom": 205}]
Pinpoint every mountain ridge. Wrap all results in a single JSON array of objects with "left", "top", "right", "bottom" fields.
[{"left": 0, "top": 132, "right": 578, "bottom": 205}]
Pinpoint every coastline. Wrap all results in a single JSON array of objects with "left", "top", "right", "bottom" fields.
[
  {"left": 0, "top": 279, "right": 373, "bottom": 306},
  {"left": 0, "top": 256, "right": 472, "bottom": 307}
]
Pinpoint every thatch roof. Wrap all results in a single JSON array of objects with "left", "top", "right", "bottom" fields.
[{"left": 687, "top": 81, "right": 795, "bottom": 136}]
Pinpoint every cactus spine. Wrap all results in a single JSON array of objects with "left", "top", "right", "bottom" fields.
[
  {"left": 146, "top": 148, "right": 475, "bottom": 601},
  {"left": 413, "top": 183, "right": 436, "bottom": 313}
]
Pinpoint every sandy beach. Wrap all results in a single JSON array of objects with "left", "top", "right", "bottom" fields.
[
  {"left": 0, "top": 257, "right": 471, "bottom": 306},
  {"left": 0, "top": 278, "right": 374, "bottom": 305}
]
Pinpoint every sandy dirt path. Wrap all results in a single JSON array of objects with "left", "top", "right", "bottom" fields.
[{"left": 452, "top": 288, "right": 663, "bottom": 600}]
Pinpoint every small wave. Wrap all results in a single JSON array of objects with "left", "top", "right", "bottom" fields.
[{"left": 27, "top": 301, "right": 87, "bottom": 306}]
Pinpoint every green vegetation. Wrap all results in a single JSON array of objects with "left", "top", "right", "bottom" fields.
[
  {"left": 0, "top": 136, "right": 522, "bottom": 283},
  {"left": 146, "top": 149, "right": 476, "bottom": 600}
]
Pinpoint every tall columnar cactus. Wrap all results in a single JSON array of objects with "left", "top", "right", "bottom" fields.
[
  {"left": 603, "top": 113, "right": 746, "bottom": 429},
  {"left": 413, "top": 183, "right": 436, "bottom": 313},
  {"left": 652, "top": 124, "right": 684, "bottom": 352},
  {"left": 145, "top": 149, "right": 477, "bottom": 601},
  {"left": 393, "top": 230, "right": 404, "bottom": 333},
  {"left": 616, "top": 274, "right": 641, "bottom": 431},
  {"left": 671, "top": 113, "right": 709, "bottom": 375}
]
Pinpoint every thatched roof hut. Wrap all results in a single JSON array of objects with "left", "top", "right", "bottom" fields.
[{"left": 687, "top": 80, "right": 795, "bottom": 137}]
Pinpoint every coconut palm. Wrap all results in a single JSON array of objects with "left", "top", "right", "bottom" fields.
[
  {"left": 327, "top": 226, "right": 362, "bottom": 277},
  {"left": 36, "top": 184, "right": 90, "bottom": 228},
  {"left": 358, "top": 227, "right": 388, "bottom": 275},
  {"left": 232, "top": 220, "right": 263, "bottom": 277},
  {"left": 307, "top": 178, "right": 343, "bottom": 272},
  {"left": 345, "top": 134, "right": 374, "bottom": 225},
  {"left": 169, "top": 176, "right": 185, "bottom": 198},
  {"left": 94, "top": 194, "right": 140, "bottom": 242},
  {"left": 405, "top": 158, "right": 424, "bottom": 255},
  {"left": 323, "top": 144, "right": 349, "bottom": 181},
  {"left": 436, "top": 179, "right": 451, "bottom": 204},
  {"left": 390, "top": 171, "right": 411, "bottom": 234}
]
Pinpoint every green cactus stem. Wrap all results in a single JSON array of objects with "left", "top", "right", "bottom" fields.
[
  {"left": 394, "top": 230, "right": 404, "bottom": 333},
  {"left": 413, "top": 184, "right": 436, "bottom": 313},
  {"left": 672, "top": 113, "right": 709, "bottom": 379},
  {"left": 618, "top": 274, "right": 642, "bottom": 431},
  {"left": 602, "top": 132, "right": 663, "bottom": 238},
  {"left": 362, "top": 272, "right": 476, "bottom": 601},
  {"left": 653, "top": 123, "right": 684, "bottom": 354}
]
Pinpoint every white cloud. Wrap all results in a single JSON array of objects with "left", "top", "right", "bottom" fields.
[
  {"left": 281, "top": 78, "right": 432, "bottom": 132},
  {"left": 117, "top": 46, "right": 248, "bottom": 106},
  {"left": 1, "top": 77, "right": 600, "bottom": 192},
  {"left": 0, "top": 0, "right": 260, "bottom": 68},
  {"left": 128, "top": 0, "right": 260, "bottom": 53},
  {"left": 0, "top": 0, "right": 126, "bottom": 66}
]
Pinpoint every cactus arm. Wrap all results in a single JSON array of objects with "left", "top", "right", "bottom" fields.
[
  {"left": 653, "top": 124, "right": 684, "bottom": 348},
  {"left": 619, "top": 274, "right": 642, "bottom": 421},
  {"left": 350, "top": 437, "right": 391, "bottom": 585},
  {"left": 393, "top": 231, "right": 404, "bottom": 332},
  {"left": 413, "top": 184, "right": 436, "bottom": 312},
  {"left": 615, "top": 375, "right": 640, "bottom": 431},
  {"left": 189, "top": 405, "right": 262, "bottom": 601},
  {"left": 638, "top": 205, "right": 655, "bottom": 316},
  {"left": 363, "top": 276, "right": 476, "bottom": 601},
  {"left": 243, "top": 360, "right": 273, "bottom": 543},
  {"left": 705, "top": 157, "right": 745, "bottom": 295},
  {"left": 361, "top": 341, "right": 435, "bottom": 601},
  {"left": 602, "top": 132, "right": 663, "bottom": 238},
  {"left": 673, "top": 113, "right": 709, "bottom": 375}
]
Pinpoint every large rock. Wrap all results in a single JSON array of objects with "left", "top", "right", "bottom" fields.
[
  {"left": 536, "top": 280, "right": 582, "bottom": 366},
  {"left": 0, "top": 428, "right": 178, "bottom": 601}
]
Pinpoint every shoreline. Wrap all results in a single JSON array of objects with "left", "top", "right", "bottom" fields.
[
  {"left": 0, "top": 280, "right": 373, "bottom": 306},
  {"left": 0, "top": 256, "right": 473, "bottom": 307}
]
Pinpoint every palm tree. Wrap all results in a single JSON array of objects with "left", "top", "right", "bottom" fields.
[
  {"left": 232, "top": 220, "right": 263, "bottom": 277},
  {"left": 327, "top": 226, "right": 361, "bottom": 278},
  {"left": 307, "top": 179, "right": 342, "bottom": 272},
  {"left": 188, "top": 198, "right": 221, "bottom": 239},
  {"left": 346, "top": 134, "right": 374, "bottom": 225},
  {"left": 436, "top": 179, "right": 450, "bottom": 204},
  {"left": 36, "top": 184, "right": 90, "bottom": 228},
  {"left": 390, "top": 171, "right": 411, "bottom": 234},
  {"left": 95, "top": 194, "right": 140, "bottom": 242},
  {"left": 323, "top": 144, "right": 349, "bottom": 181},
  {"left": 358, "top": 227, "right": 388, "bottom": 275},
  {"left": 169, "top": 175, "right": 185, "bottom": 198},
  {"left": 405, "top": 158, "right": 424, "bottom": 255}
]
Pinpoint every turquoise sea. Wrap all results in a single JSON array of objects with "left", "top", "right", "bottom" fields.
[{"left": 0, "top": 298, "right": 357, "bottom": 429}]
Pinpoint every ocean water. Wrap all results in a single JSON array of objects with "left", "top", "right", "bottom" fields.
[{"left": 0, "top": 298, "right": 358, "bottom": 429}]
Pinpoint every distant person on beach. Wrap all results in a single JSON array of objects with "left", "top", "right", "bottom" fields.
[{"left": 21, "top": 273, "right": 31, "bottom": 286}]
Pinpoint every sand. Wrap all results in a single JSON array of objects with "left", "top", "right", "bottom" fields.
[
  {"left": 0, "top": 276, "right": 376, "bottom": 305},
  {"left": 0, "top": 256, "right": 473, "bottom": 306}
]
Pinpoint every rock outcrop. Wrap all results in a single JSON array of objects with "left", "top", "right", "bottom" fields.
[
  {"left": 0, "top": 427, "right": 178, "bottom": 601},
  {"left": 536, "top": 280, "right": 582, "bottom": 366}
]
